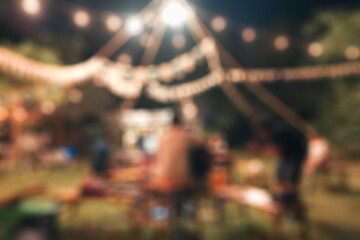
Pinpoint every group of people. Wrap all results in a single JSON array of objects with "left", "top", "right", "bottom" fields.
[{"left": 90, "top": 113, "right": 330, "bottom": 220}]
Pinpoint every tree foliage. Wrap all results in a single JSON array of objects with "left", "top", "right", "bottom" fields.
[{"left": 303, "top": 9, "right": 360, "bottom": 154}]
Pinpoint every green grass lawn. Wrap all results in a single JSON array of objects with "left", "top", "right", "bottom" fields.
[{"left": 1, "top": 157, "right": 360, "bottom": 240}]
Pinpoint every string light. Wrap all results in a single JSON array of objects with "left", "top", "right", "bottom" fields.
[
  {"left": 274, "top": 36, "right": 289, "bottom": 51},
  {"left": 15, "top": 0, "right": 360, "bottom": 67},
  {"left": 0, "top": 47, "right": 105, "bottom": 85},
  {"left": 22, "top": 0, "right": 41, "bottom": 16},
  {"left": 147, "top": 70, "right": 224, "bottom": 102},
  {"left": 0, "top": 39, "right": 213, "bottom": 88},
  {"left": 345, "top": 46, "right": 360, "bottom": 60},
  {"left": 0, "top": 107, "right": 9, "bottom": 122},
  {"left": 211, "top": 16, "right": 227, "bottom": 32},
  {"left": 308, "top": 42, "right": 323, "bottom": 58},
  {"left": 126, "top": 17, "right": 144, "bottom": 35},
  {"left": 242, "top": 28, "right": 256, "bottom": 43},
  {"left": 228, "top": 60, "right": 360, "bottom": 83},
  {"left": 172, "top": 34, "right": 186, "bottom": 49},
  {"left": 73, "top": 10, "right": 90, "bottom": 28},
  {"left": 106, "top": 15, "right": 122, "bottom": 32},
  {"left": 2, "top": 28, "right": 360, "bottom": 103},
  {"left": 161, "top": 1, "right": 188, "bottom": 27}
]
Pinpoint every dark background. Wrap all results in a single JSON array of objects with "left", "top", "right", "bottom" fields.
[{"left": 1, "top": 0, "right": 359, "bottom": 62}]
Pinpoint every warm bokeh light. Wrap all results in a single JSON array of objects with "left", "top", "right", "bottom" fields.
[
  {"left": 345, "top": 45, "right": 360, "bottom": 60},
  {"left": 0, "top": 107, "right": 9, "bottom": 122},
  {"left": 68, "top": 89, "right": 83, "bottom": 103},
  {"left": 161, "top": 1, "right": 188, "bottom": 27},
  {"left": 274, "top": 36, "right": 289, "bottom": 51},
  {"left": 211, "top": 16, "right": 227, "bottom": 32},
  {"left": 106, "top": 15, "right": 122, "bottom": 32},
  {"left": 73, "top": 10, "right": 90, "bottom": 28},
  {"left": 247, "top": 159, "right": 265, "bottom": 175},
  {"left": 126, "top": 17, "right": 144, "bottom": 35},
  {"left": 242, "top": 28, "right": 256, "bottom": 43},
  {"left": 117, "top": 53, "right": 133, "bottom": 65},
  {"left": 243, "top": 189, "right": 272, "bottom": 206},
  {"left": 41, "top": 101, "right": 56, "bottom": 115},
  {"left": 13, "top": 107, "right": 28, "bottom": 122},
  {"left": 308, "top": 42, "right": 323, "bottom": 57},
  {"left": 172, "top": 34, "right": 186, "bottom": 49},
  {"left": 22, "top": 0, "right": 41, "bottom": 16}
]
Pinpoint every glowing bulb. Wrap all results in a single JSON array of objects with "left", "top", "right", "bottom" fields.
[
  {"left": 242, "top": 28, "right": 256, "bottom": 43},
  {"left": 308, "top": 42, "right": 323, "bottom": 57},
  {"left": 106, "top": 15, "right": 122, "bottom": 32},
  {"left": 68, "top": 89, "right": 83, "bottom": 103},
  {"left": 274, "top": 36, "right": 289, "bottom": 51},
  {"left": 73, "top": 10, "right": 90, "bottom": 28},
  {"left": 118, "top": 53, "right": 133, "bottom": 65},
  {"left": 22, "top": 0, "right": 41, "bottom": 16},
  {"left": 161, "top": 1, "right": 188, "bottom": 27},
  {"left": 172, "top": 34, "right": 186, "bottom": 49},
  {"left": 0, "top": 107, "right": 9, "bottom": 122},
  {"left": 126, "top": 17, "right": 144, "bottom": 35},
  {"left": 41, "top": 101, "right": 55, "bottom": 115},
  {"left": 13, "top": 107, "right": 28, "bottom": 122},
  {"left": 211, "top": 16, "right": 227, "bottom": 32},
  {"left": 345, "top": 46, "right": 360, "bottom": 60}
]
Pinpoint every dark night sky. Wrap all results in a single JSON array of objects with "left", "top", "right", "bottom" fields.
[{"left": 0, "top": 0, "right": 359, "bottom": 63}]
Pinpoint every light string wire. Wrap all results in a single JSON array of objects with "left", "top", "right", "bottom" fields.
[{"left": 185, "top": 3, "right": 316, "bottom": 134}]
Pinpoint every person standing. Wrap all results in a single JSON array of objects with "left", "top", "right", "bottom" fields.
[
  {"left": 258, "top": 122, "right": 308, "bottom": 219},
  {"left": 150, "top": 114, "right": 203, "bottom": 190},
  {"left": 148, "top": 113, "right": 204, "bottom": 218}
]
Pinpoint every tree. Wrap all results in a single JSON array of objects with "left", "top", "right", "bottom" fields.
[{"left": 303, "top": 9, "right": 360, "bottom": 156}]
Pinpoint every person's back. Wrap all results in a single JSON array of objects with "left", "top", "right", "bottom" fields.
[
  {"left": 152, "top": 126, "right": 195, "bottom": 180},
  {"left": 148, "top": 115, "right": 203, "bottom": 219}
]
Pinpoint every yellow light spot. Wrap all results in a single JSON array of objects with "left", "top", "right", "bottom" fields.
[
  {"left": 345, "top": 46, "right": 360, "bottom": 60},
  {"left": 274, "top": 36, "right": 289, "bottom": 51},
  {"left": 308, "top": 42, "right": 323, "bottom": 57},
  {"left": 73, "top": 10, "right": 90, "bottom": 28},
  {"left": 211, "top": 16, "right": 227, "bottom": 32},
  {"left": 22, "top": 0, "right": 41, "bottom": 16},
  {"left": 106, "top": 15, "right": 122, "bottom": 32},
  {"left": 242, "top": 28, "right": 256, "bottom": 43}
]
